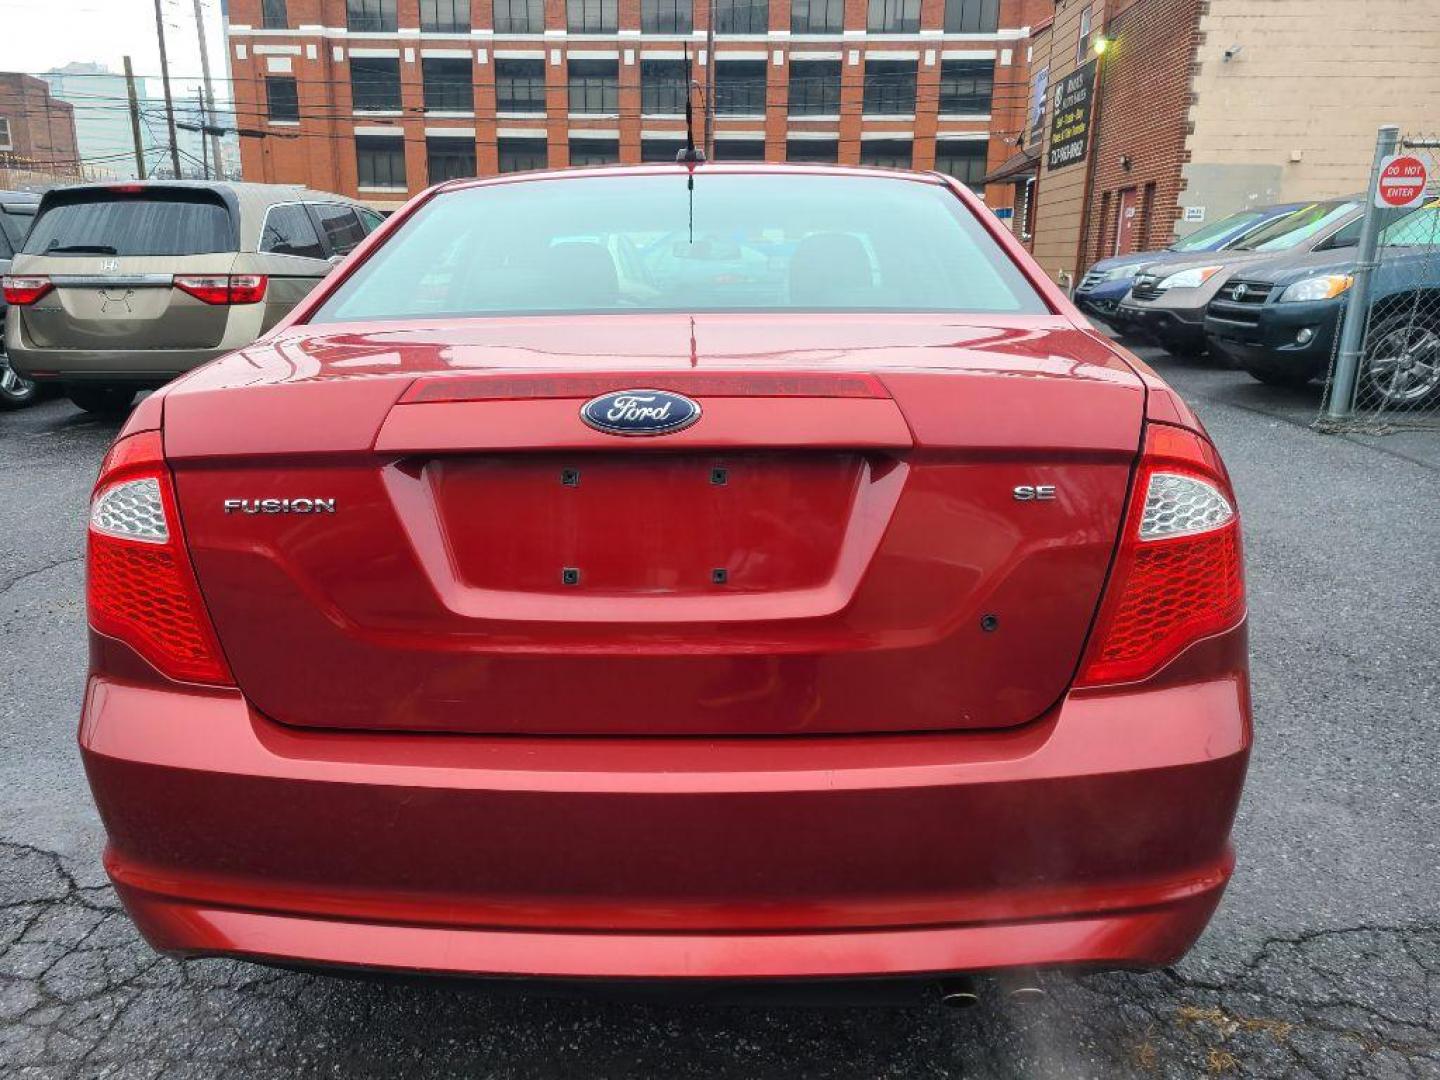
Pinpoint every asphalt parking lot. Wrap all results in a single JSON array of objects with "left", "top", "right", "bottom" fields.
[{"left": 2, "top": 345, "right": 1438, "bottom": 1079}]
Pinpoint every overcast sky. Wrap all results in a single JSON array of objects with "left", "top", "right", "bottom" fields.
[{"left": 0, "top": 0, "right": 232, "bottom": 102}]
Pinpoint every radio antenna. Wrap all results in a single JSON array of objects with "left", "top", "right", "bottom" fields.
[{"left": 678, "top": 44, "right": 705, "bottom": 165}]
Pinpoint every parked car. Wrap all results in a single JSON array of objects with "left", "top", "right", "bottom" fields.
[
  {"left": 0, "top": 190, "right": 41, "bottom": 409},
  {"left": 1205, "top": 198, "right": 1440, "bottom": 404},
  {"left": 1074, "top": 201, "right": 1306, "bottom": 332},
  {"left": 1117, "top": 199, "right": 1362, "bottom": 355},
  {"left": 79, "top": 164, "right": 1251, "bottom": 991},
  {"left": 2, "top": 181, "right": 384, "bottom": 415}
]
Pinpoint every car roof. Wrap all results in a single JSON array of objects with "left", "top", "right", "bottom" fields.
[
  {"left": 432, "top": 162, "right": 958, "bottom": 196},
  {"left": 0, "top": 189, "right": 42, "bottom": 210}
]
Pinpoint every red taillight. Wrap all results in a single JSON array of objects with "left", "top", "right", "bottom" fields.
[
  {"left": 1076, "top": 424, "right": 1245, "bottom": 687},
  {"left": 2, "top": 275, "right": 53, "bottom": 305},
  {"left": 88, "top": 431, "right": 234, "bottom": 686},
  {"left": 173, "top": 274, "right": 268, "bottom": 305}
]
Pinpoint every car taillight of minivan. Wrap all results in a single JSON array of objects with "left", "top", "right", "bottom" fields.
[
  {"left": 88, "top": 431, "right": 234, "bottom": 686},
  {"left": 2, "top": 275, "right": 53, "bottom": 305},
  {"left": 173, "top": 274, "right": 267, "bottom": 305},
  {"left": 1076, "top": 423, "right": 1244, "bottom": 686}
]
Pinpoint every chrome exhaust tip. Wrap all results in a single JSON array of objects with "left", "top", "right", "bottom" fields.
[
  {"left": 995, "top": 970, "right": 1046, "bottom": 1003},
  {"left": 936, "top": 979, "right": 982, "bottom": 1009}
]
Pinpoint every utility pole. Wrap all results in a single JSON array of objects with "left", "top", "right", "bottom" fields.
[
  {"left": 1325, "top": 124, "right": 1400, "bottom": 423},
  {"left": 153, "top": 0, "right": 182, "bottom": 178},
  {"left": 702, "top": 0, "right": 716, "bottom": 158},
  {"left": 197, "top": 88, "right": 210, "bottom": 178},
  {"left": 190, "top": 0, "right": 225, "bottom": 177},
  {"left": 123, "top": 56, "right": 147, "bottom": 179}
]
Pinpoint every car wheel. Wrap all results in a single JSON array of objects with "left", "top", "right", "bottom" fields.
[
  {"left": 66, "top": 386, "right": 138, "bottom": 417},
  {"left": 0, "top": 351, "right": 40, "bottom": 410},
  {"left": 1362, "top": 313, "right": 1440, "bottom": 408},
  {"left": 1243, "top": 360, "right": 1316, "bottom": 388}
]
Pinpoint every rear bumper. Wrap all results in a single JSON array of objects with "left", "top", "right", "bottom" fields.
[
  {"left": 82, "top": 629, "right": 1251, "bottom": 981},
  {"left": 3, "top": 314, "right": 230, "bottom": 383}
]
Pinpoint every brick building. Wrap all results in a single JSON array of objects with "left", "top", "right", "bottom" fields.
[
  {"left": 225, "top": 0, "right": 1051, "bottom": 209},
  {"left": 0, "top": 73, "right": 80, "bottom": 175},
  {"left": 1019, "top": 0, "right": 1440, "bottom": 288}
]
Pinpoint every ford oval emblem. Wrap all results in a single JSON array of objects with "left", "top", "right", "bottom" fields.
[{"left": 580, "top": 389, "right": 701, "bottom": 437}]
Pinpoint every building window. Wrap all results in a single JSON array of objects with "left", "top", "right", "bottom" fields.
[
  {"left": 714, "top": 0, "right": 768, "bottom": 34},
  {"left": 356, "top": 135, "right": 407, "bottom": 188},
  {"left": 265, "top": 76, "right": 300, "bottom": 121},
  {"left": 714, "top": 139, "right": 766, "bottom": 161},
  {"left": 494, "top": 0, "right": 543, "bottom": 32},
  {"left": 790, "top": 0, "right": 841, "bottom": 33},
  {"left": 938, "top": 59, "right": 992, "bottom": 114},
  {"left": 347, "top": 0, "right": 398, "bottom": 32},
  {"left": 423, "top": 57, "right": 473, "bottom": 111},
  {"left": 787, "top": 138, "right": 837, "bottom": 162},
  {"left": 714, "top": 60, "right": 766, "bottom": 115},
  {"left": 0, "top": 117, "right": 11, "bottom": 151},
  {"left": 641, "top": 59, "right": 688, "bottom": 115},
  {"left": 859, "top": 138, "right": 912, "bottom": 168},
  {"left": 641, "top": 138, "right": 685, "bottom": 162},
  {"left": 642, "top": 0, "right": 691, "bottom": 32},
  {"left": 934, "top": 140, "right": 987, "bottom": 186},
  {"left": 862, "top": 59, "right": 916, "bottom": 115},
  {"left": 787, "top": 60, "right": 839, "bottom": 116},
  {"left": 350, "top": 57, "right": 402, "bottom": 111},
  {"left": 568, "top": 59, "right": 619, "bottom": 113},
  {"left": 421, "top": 0, "right": 470, "bottom": 31},
  {"left": 570, "top": 137, "right": 619, "bottom": 165},
  {"left": 261, "top": 0, "right": 288, "bottom": 29},
  {"left": 427, "top": 136, "right": 476, "bottom": 181},
  {"left": 867, "top": 0, "right": 919, "bottom": 33},
  {"left": 567, "top": 0, "right": 617, "bottom": 32},
  {"left": 498, "top": 137, "right": 549, "bottom": 172},
  {"left": 1077, "top": 4, "right": 1094, "bottom": 62},
  {"left": 495, "top": 59, "right": 546, "bottom": 113},
  {"left": 943, "top": 0, "right": 998, "bottom": 34}
]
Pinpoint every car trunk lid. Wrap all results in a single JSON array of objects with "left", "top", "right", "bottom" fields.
[{"left": 166, "top": 314, "right": 1145, "bottom": 736}]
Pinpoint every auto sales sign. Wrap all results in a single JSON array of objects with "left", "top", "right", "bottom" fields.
[{"left": 1046, "top": 60, "right": 1098, "bottom": 171}]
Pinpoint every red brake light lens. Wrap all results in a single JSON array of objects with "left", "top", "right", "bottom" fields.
[
  {"left": 88, "top": 431, "right": 234, "bottom": 686},
  {"left": 2, "top": 275, "right": 53, "bottom": 305},
  {"left": 1076, "top": 424, "right": 1245, "bottom": 687},
  {"left": 173, "top": 274, "right": 268, "bottom": 305}
]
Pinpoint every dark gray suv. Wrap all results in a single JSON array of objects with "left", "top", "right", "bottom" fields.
[{"left": 0, "top": 190, "right": 40, "bottom": 409}]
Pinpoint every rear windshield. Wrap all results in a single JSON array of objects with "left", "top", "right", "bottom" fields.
[
  {"left": 24, "top": 191, "right": 234, "bottom": 257},
  {"left": 1168, "top": 210, "right": 1266, "bottom": 252},
  {"left": 311, "top": 173, "right": 1048, "bottom": 321},
  {"left": 1231, "top": 201, "right": 1358, "bottom": 253}
]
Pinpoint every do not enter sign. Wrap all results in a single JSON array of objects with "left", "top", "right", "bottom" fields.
[{"left": 1376, "top": 154, "right": 1429, "bottom": 208}]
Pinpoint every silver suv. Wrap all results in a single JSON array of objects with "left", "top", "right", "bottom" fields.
[{"left": 3, "top": 181, "right": 383, "bottom": 414}]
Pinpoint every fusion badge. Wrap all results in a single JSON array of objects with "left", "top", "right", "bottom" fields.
[
  {"left": 223, "top": 498, "right": 337, "bottom": 514},
  {"left": 580, "top": 389, "right": 701, "bottom": 437}
]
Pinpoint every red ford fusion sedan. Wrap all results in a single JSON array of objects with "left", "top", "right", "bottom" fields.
[{"left": 80, "top": 164, "right": 1249, "bottom": 989}]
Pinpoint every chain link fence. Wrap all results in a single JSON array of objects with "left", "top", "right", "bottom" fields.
[{"left": 1316, "top": 130, "right": 1440, "bottom": 433}]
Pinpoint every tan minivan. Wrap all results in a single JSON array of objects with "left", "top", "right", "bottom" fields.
[{"left": 2, "top": 181, "right": 383, "bottom": 414}]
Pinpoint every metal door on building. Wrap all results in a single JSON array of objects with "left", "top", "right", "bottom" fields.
[{"left": 1114, "top": 187, "right": 1138, "bottom": 255}]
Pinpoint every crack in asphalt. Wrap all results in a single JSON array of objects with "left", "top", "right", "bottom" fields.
[
  {"left": 0, "top": 556, "right": 83, "bottom": 599},
  {"left": 2, "top": 841, "right": 1436, "bottom": 1079}
]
